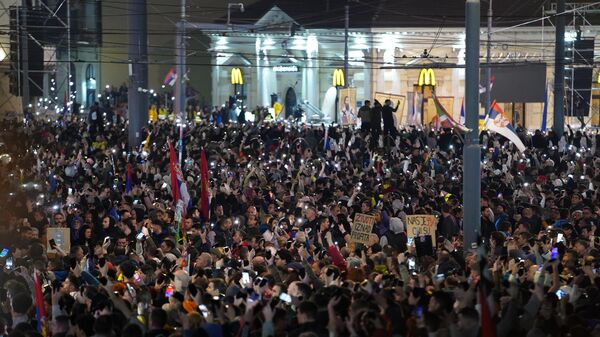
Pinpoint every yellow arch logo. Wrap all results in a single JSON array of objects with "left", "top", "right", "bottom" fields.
[
  {"left": 231, "top": 68, "right": 244, "bottom": 85},
  {"left": 332, "top": 68, "right": 345, "bottom": 87},
  {"left": 418, "top": 68, "right": 436, "bottom": 86}
]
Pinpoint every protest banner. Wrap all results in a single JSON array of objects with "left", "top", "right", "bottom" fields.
[
  {"left": 46, "top": 227, "right": 70, "bottom": 253},
  {"left": 351, "top": 213, "right": 376, "bottom": 245},
  {"left": 406, "top": 215, "right": 438, "bottom": 247}
]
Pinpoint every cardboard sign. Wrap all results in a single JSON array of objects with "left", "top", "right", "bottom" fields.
[
  {"left": 351, "top": 213, "right": 376, "bottom": 245},
  {"left": 406, "top": 215, "right": 438, "bottom": 247},
  {"left": 47, "top": 227, "right": 71, "bottom": 253}
]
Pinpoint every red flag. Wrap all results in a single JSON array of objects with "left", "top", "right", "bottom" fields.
[
  {"left": 479, "top": 287, "right": 496, "bottom": 337},
  {"left": 34, "top": 272, "right": 48, "bottom": 336},
  {"left": 169, "top": 142, "right": 180, "bottom": 206},
  {"left": 200, "top": 148, "right": 210, "bottom": 219}
]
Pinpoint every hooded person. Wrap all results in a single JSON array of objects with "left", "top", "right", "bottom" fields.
[{"left": 380, "top": 217, "right": 407, "bottom": 252}]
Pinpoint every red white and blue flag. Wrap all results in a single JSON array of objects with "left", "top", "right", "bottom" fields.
[
  {"left": 484, "top": 101, "right": 526, "bottom": 152},
  {"left": 34, "top": 272, "right": 48, "bottom": 336},
  {"left": 169, "top": 142, "right": 190, "bottom": 212},
  {"left": 163, "top": 67, "right": 177, "bottom": 87}
]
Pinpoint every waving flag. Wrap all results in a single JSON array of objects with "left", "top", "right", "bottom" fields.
[
  {"left": 169, "top": 142, "right": 190, "bottom": 210},
  {"left": 125, "top": 163, "right": 132, "bottom": 194},
  {"left": 485, "top": 101, "right": 526, "bottom": 152},
  {"left": 169, "top": 143, "right": 180, "bottom": 204},
  {"left": 34, "top": 272, "right": 48, "bottom": 336},
  {"left": 163, "top": 67, "right": 177, "bottom": 87},
  {"left": 200, "top": 148, "right": 210, "bottom": 220},
  {"left": 433, "top": 95, "right": 470, "bottom": 132}
]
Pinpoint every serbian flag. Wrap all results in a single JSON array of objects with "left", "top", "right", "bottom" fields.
[
  {"left": 433, "top": 95, "right": 470, "bottom": 132},
  {"left": 200, "top": 148, "right": 210, "bottom": 220},
  {"left": 163, "top": 67, "right": 177, "bottom": 87},
  {"left": 169, "top": 142, "right": 180, "bottom": 205},
  {"left": 485, "top": 101, "right": 526, "bottom": 152},
  {"left": 34, "top": 272, "right": 48, "bottom": 336},
  {"left": 125, "top": 163, "right": 132, "bottom": 194}
]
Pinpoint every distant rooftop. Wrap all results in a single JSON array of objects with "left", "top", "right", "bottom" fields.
[{"left": 219, "top": 0, "right": 583, "bottom": 29}]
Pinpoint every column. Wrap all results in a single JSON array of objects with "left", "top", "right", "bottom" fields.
[
  {"left": 211, "top": 58, "right": 220, "bottom": 107},
  {"left": 363, "top": 49, "right": 372, "bottom": 100}
]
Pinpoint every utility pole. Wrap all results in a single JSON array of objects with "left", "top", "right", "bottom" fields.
[
  {"left": 554, "top": 0, "right": 565, "bottom": 135},
  {"left": 175, "top": 0, "right": 187, "bottom": 165},
  {"left": 174, "top": 0, "right": 187, "bottom": 128},
  {"left": 344, "top": 4, "right": 349, "bottom": 88},
  {"left": 463, "top": 0, "right": 481, "bottom": 251},
  {"left": 127, "top": 0, "right": 149, "bottom": 149},
  {"left": 484, "top": 0, "right": 492, "bottom": 114},
  {"left": 20, "top": 0, "right": 30, "bottom": 111}
]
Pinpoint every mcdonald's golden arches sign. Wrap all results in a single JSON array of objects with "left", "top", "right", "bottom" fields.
[
  {"left": 231, "top": 68, "right": 244, "bottom": 85},
  {"left": 332, "top": 69, "right": 345, "bottom": 87},
  {"left": 418, "top": 68, "right": 436, "bottom": 87}
]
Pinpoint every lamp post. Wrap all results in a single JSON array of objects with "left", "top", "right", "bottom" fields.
[
  {"left": 418, "top": 68, "right": 436, "bottom": 125},
  {"left": 333, "top": 68, "right": 345, "bottom": 123}
]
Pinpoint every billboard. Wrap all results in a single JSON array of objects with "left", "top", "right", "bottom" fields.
[{"left": 481, "top": 63, "right": 546, "bottom": 103}]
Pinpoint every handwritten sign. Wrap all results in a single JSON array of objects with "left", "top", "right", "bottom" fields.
[
  {"left": 406, "top": 215, "right": 438, "bottom": 247},
  {"left": 47, "top": 227, "right": 71, "bottom": 253},
  {"left": 351, "top": 213, "right": 376, "bottom": 245}
]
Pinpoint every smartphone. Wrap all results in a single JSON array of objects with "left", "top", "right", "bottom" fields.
[
  {"left": 198, "top": 304, "right": 209, "bottom": 318},
  {"left": 551, "top": 247, "right": 559, "bottom": 260},
  {"left": 242, "top": 272, "right": 251, "bottom": 286},
  {"left": 414, "top": 306, "right": 423, "bottom": 318},
  {"left": 5, "top": 257, "right": 13, "bottom": 270},
  {"left": 556, "top": 233, "right": 564, "bottom": 243},
  {"left": 407, "top": 257, "right": 416, "bottom": 271},
  {"left": 0, "top": 248, "right": 9, "bottom": 258},
  {"left": 126, "top": 283, "right": 136, "bottom": 297},
  {"left": 70, "top": 257, "right": 77, "bottom": 270},
  {"left": 407, "top": 237, "right": 414, "bottom": 246},
  {"left": 136, "top": 232, "right": 145, "bottom": 241},
  {"left": 434, "top": 274, "right": 445, "bottom": 282},
  {"left": 49, "top": 239, "right": 57, "bottom": 249},
  {"left": 133, "top": 271, "right": 142, "bottom": 284},
  {"left": 555, "top": 289, "right": 566, "bottom": 300},
  {"left": 98, "top": 257, "right": 106, "bottom": 268},
  {"left": 279, "top": 292, "right": 292, "bottom": 303},
  {"left": 165, "top": 284, "right": 174, "bottom": 297},
  {"left": 103, "top": 236, "right": 111, "bottom": 245}
]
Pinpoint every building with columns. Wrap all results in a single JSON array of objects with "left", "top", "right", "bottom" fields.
[{"left": 205, "top": 0, "right": 600, "bottom": 128}]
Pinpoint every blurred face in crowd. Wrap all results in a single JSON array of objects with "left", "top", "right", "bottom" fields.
[
  {"left": 306, "top": 208, "right": 316, "bottom": 221},
  {"left": 54, "top": 213, "right": 66, "bottom": 226},
  {"left": 116, "top": 237, "right": 128, "bottom": 250},
  {"left": 102, "top": 216, "right": 111, "bottom": 229},
  {"left": 246, "top": 206, "right": 257, "bottom": 217}
]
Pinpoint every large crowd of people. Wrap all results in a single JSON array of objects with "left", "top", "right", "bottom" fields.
[{"left": 1, "top": 99, "right": 600, "bottom": 337}]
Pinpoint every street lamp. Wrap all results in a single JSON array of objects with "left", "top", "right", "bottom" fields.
[{"left": 418, "top": 68, "right": 436, "bottom": 125}]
